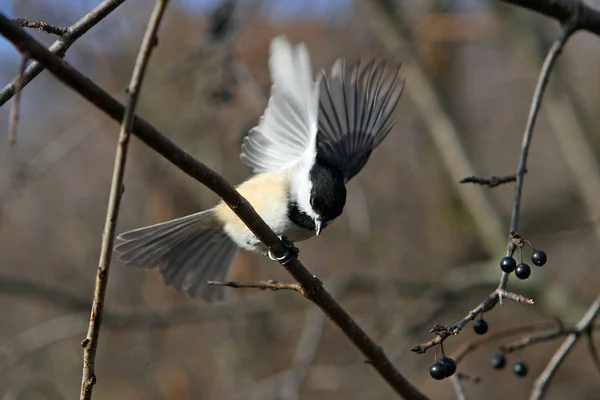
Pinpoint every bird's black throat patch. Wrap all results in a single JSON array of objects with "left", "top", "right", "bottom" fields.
[{"left": 287, "top": 201, "right": 316, "bottom": 231}]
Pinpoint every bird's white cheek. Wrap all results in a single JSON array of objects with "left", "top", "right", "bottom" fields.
[{"left": 290, "top": 167, "right": 318, "bottom": 220}]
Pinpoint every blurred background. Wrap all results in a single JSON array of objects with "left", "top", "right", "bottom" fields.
[{"left": 1, "top": 0, "right": 600, "bottom": 399}]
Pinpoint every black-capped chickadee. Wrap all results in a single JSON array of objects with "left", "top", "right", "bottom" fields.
[{"left": 115, "top": 36, "right": 404, "bottom": 301}]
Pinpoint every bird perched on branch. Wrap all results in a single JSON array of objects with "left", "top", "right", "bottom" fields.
[{"left": 115, "top": 35, "right": 404, "bottom": 301}]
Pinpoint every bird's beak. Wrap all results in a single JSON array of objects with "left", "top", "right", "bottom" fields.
[{"left": 315, "top": 219, "right": 323, "bottom": 236}]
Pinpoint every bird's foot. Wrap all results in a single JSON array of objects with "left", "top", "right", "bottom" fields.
[{"left": 266, "top": 235, "right": 299, "bottom": 265}]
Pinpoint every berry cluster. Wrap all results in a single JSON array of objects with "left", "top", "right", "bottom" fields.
[
  {"left": 426, "top": 233, "right": 545, "bottom": 382},
  {"left": 429, "top": 356, "right": 457, "bottom": 380},
  {"left": 491, "top": 353, "right": 528, "bottom": 377},
  {"left": 499, "top": 241, "right": 547, "bottom": 281}
]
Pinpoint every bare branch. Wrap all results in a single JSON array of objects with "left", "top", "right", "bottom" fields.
[
  {"left": 0, "top": 13, "right": 428, "bottom": 400},
  {"left": 530, "top": 294, "right": 600, "bottom": 400},
  {"left": 11, "top": 18, "right": 68, "bottom": 36},
  {"left": 459, "top": 172, "right": 523, "bottom": 188},
  {"left": 8, "top": 54, "right": 27, "bottom": 145},
  {"left": 499, "top": 0, "right": 600, "bottom": 37},
  {"left": 501, "top": 327, "right": 566, "bottom": 353},
  {"left": 0, "top": 0, "right": 127, "bottom": 107},
  {"left": 78, "top": 2, "right": 169, "bottom": 399},
  {"left": 208, "top": 280, "right": 301, "bottom": 292}
]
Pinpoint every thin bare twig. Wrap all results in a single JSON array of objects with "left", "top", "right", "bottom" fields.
[
  {"left": 0, "top": 0, "right": 127, "bottom": 106},
  {"left": 0, "top": 14, "right": 428, "bottom": 400},
  {"left": 530, "top": 294, "right": 600, "bottom": 400},
  {"left": 459, "top": 172, "right": 522, "bottom": 188},
  {"left": 208, "top": 280, "right": 301, "bottom": 292},
  {"left": 11, "top": 18, "right": 68, "bottom": 36},
  {"left": 8, "top": 54, "right": 27, "bottom": 145},
  {"left": 501, "top": 327, "right": 567, "bottom": 353},
  {"left": 507, "top": 23, "right": 576, "bottom": 243},
  {"left": 79, "top": 2, "right": 169, "bottom": 399}
]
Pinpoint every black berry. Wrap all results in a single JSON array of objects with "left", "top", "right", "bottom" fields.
[
  {"left": 491, "top": 353, "right": 506, "bottom": 370},
  {"left": 429, "top": 362, "right": 447, "bottom": 380},
  {"left": 438, "top": 356, "right": 457, "bottom": 377},
  {"left": 515, "top": 263, "right": 531, "bottom": 280},
  {"left": 531, "top": 250, "right": 547, "bottom": 266},
  {"left": 500, "top": 256, "right": 517, "bottom": 273},
  {"left": 513, "top": 361, "right": 528, "bottom": 377},
  {"left": 473, "top": 318, "right": 488, "bottom": 335}
]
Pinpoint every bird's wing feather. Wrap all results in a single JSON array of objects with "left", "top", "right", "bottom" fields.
[
  {"left": 240, "top": 36, "right": 320, "bottom": 173},
  {"left": 114, "top": 210, "right": 236, "bottom": 302},
  {"left": 317, "top": 60, "right": 404, "bottom": 182}
]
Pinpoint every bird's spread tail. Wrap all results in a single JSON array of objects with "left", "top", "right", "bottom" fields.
[{"left": 114, "top": 210, "right": 237, "bottom": 302}]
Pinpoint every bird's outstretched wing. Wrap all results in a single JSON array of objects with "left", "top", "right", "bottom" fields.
[
  {"left": 317, "top": 60, "right": 404, "bottom": 182},
  {"left": 240, "top": 36, "right": 320, "bottom": 173}
]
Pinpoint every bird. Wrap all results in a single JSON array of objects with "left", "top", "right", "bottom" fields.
[{"left": 114, "top": 35, "right": 404, "bottom": 302}]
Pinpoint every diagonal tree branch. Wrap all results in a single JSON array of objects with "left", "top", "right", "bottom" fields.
[
  {"left": 0, "top": 0, "right": 127, "bottom": 107},
  {"left": 530, "top": 294, "right": 600, "bottom": 400},
  {"left": 78, "top": 2, "right": 170, "bottom": 399},
  {"left": 0, "top": 14, "right": 427, "bottom": 400}
]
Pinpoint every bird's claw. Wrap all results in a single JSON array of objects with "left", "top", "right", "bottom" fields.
[{"left": 267, "top": 235, "right": 299, "bottom": 265}]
